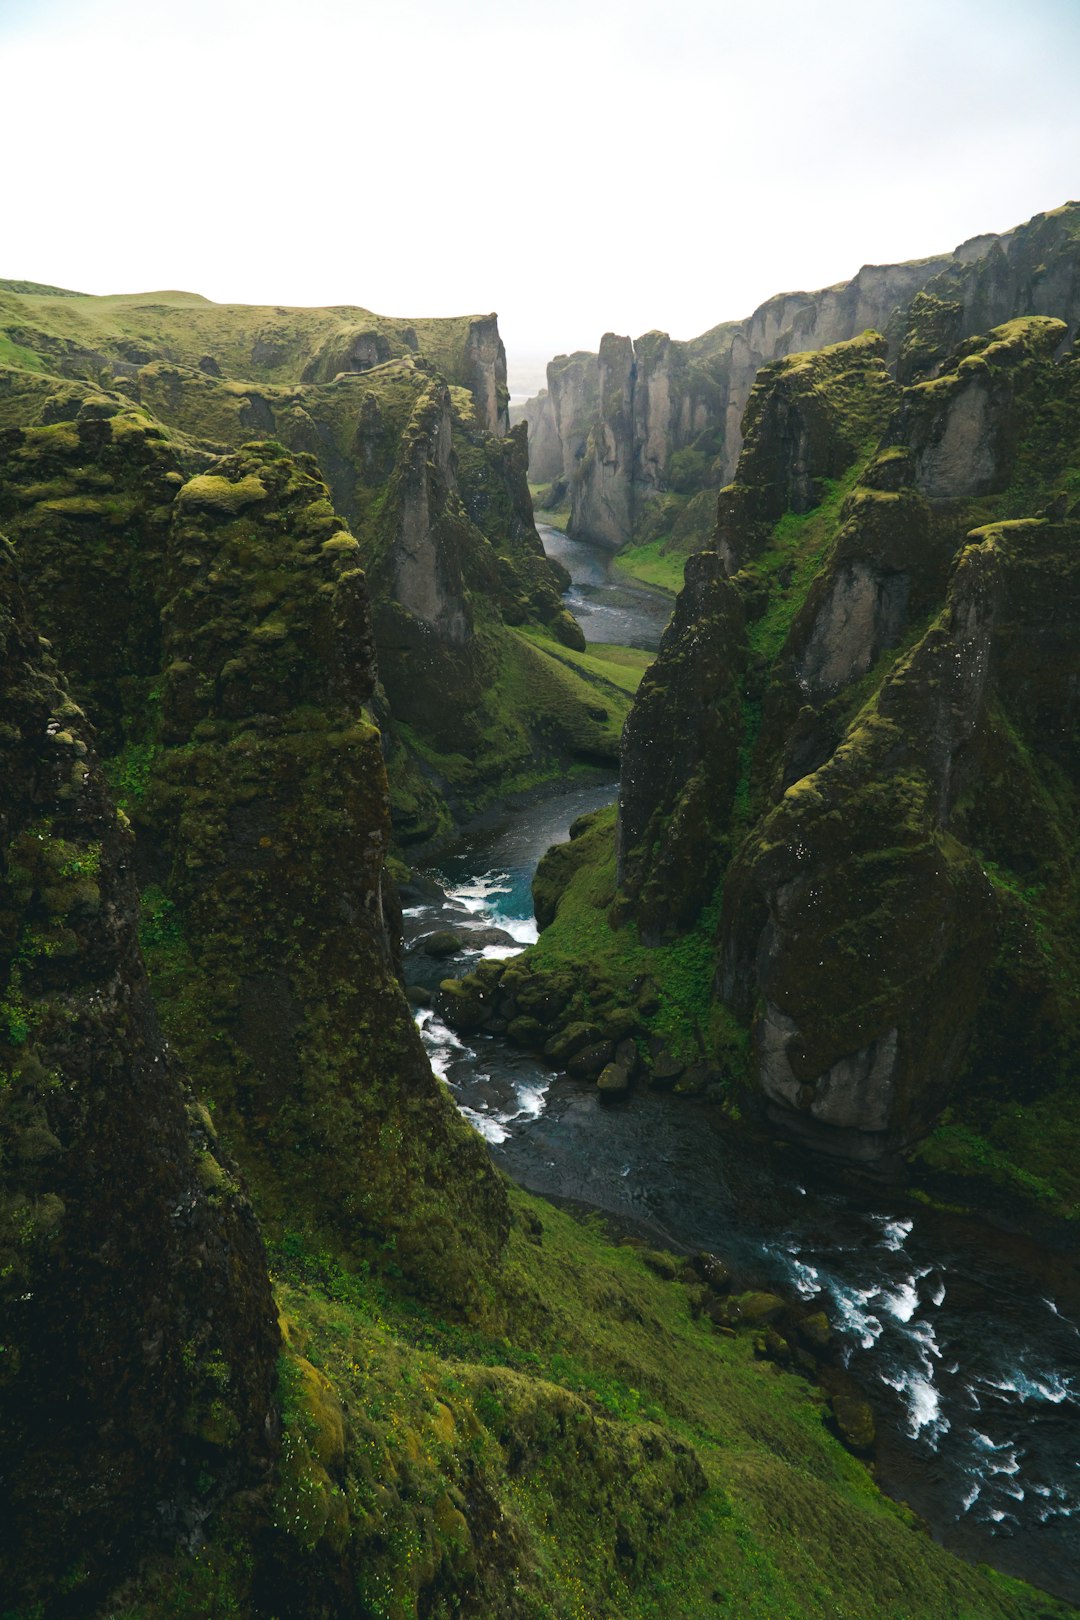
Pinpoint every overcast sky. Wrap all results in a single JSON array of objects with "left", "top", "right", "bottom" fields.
[{"left": 2, "top": 0, "right": 1079, "bottom": 390}]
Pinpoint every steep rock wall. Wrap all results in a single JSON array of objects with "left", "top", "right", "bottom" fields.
[
  {"left": 523, "top": 201, "right": 1080, "bottom": 552},
  {"left": 0, "top": 539, "right": 278, "bottom": 1607},
  {"left": 469, "top": 317, "right": 1080, "bottom": 1193},
  {"left": 0, "top": 419, "right": 512, "bottom": 1303}
]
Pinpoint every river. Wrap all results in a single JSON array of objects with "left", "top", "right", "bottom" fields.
[{"left": 404, "top": 523, "right": 1080, "bottom": 1605}]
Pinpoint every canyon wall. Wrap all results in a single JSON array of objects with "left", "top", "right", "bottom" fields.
[{"left": 526, "top": 201, "right": 1080, "bottom": 552}]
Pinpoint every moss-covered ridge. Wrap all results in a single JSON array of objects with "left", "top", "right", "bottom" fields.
[
  {"left": 0, "top": 536, "right": 278, "bottom": 1609},
  {"left": 0, "top": 416, "right": 511, "bottom": 1305},
  {"left": 0, "top": 284, "right": 509, "bottom": 429},
  {"left": 0, "top": 292, "right": 628, "bottom": 838},
  {"left": 147, "top": 443, "right": 511, "bottom": 1304}
]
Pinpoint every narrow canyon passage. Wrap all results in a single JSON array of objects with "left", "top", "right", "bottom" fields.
[{"left": 402, "top": 525, "right": 1080, "bottom": 1605}]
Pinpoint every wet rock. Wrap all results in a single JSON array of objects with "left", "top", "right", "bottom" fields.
[
  {"left": 690, "top": 1252, "right": 733, "bottom": 1295},
  {"left": 543, "top": 1022, "right": 604, "bottom": 1065},
  {"left": 761, "top": 1327, "right": 792, "bottom": 1366},
  {"left": 716, "top": 1291, "right": 786, "bottom": 1329},
  {"left": 406, "top": 985, "right": 433, "bottom": 1008},
  {"left": 568, "top": 1040, "right": 615, "bottom": 1080},
  {"left": 437, "top": 978, "right": 494, "bottom": 1033},
  {"left": 399, "top": 872, "right": 450, "bottom": 904},
  {"left": 648, "top": 1044, "right": 684, "bottom": 1088},
  {"left": 507, "top": 1016, "right": 545, "bottom": 1048},
  {"left": 796, "top": 1310, "right": 831, "bottom": 1351},
  {"left": 462, "top": 925, "right": 518, "bottom": 948},
  {"left": 614, "top": 1036, "right": 640, "bottom": 1077},
  {"left": 828, "top": 1388, "right": 876, "bottom": 1454},
  {"left": 597, "top": 1063, "right": 630, "bottom": 1101},
  {"left": 421, "top": 930, "right": 466, "bottom": 958}
]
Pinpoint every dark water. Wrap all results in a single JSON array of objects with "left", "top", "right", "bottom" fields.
[
  {"left": 404, "top": 529, "right": 1080, "bottom": 1605},
  {"left": 537, "top": 523, "right": 673, "bottom": 649}
]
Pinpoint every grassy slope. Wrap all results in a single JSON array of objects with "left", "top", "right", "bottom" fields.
[
  {"left": 612, "top": 536, "right": 685, "bottom": 594},
  {"left": 0, "top": 286, "right": 488, "bottom": 388},
  {"left": 113, "top": 1189, "right": 1071, "bottom": 1620}
]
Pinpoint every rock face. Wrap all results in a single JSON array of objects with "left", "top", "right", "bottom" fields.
[
  {"left": 0, "top": 538, "right": 278, "bottom": 1606},
  {"left": 492, "top": 312, "right": 1080, "bottom": 1183},
  {"left": 0, "top": 419, "right": 511, "bottom": 1303},
  {"left": 523, "top": 200, "right": 1080, "bottom": 553},
  {"left": 0, "top": 290, "right": 612, "bottom": 842},
  {"left": 517, "top": 386, "right": 563, "bottom": 483}
]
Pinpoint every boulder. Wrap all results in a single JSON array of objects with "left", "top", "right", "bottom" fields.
[
  {"left": 597, "top": 1063, "right": 630, "bottom": 1101},
  {"left": 568, "top": 1040, "right": 615, "bottom": 1080},
  {"left": 421, "top": 930, "right": 466, "bottom": 958}
]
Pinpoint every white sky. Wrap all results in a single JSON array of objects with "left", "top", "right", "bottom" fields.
[{"left": 2, "top": 0, "right": 1079, "bottom": 391}]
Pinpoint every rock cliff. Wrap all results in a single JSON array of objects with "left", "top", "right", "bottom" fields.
[
  {"left": 452, "top": 314, "right": 1080, "bottom": 1216},
  {"left": 524, "top": 201, "right": 1080, "bottom": 558},
  {"left": 0, "top": 418, "right": 511, "bottom": 1304},
  {"left": 0, "top": 535, "right": 278, "bottom": 1608},
  {"left": 0, "top": 291, "right": 628, "bottom": 842}
]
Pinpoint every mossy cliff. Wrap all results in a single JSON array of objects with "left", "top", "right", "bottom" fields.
[
  {"left": 448, "top": 318, "right": 1080, "bottom": 1224},
  {"left": 0, "top": 289, "right": 629, "bottom": 842},
  {"left": 0, "top": 537, "right": 278, "bottom": 1610},
  {"left": 525, "top": 199, "right": 1080, "bottom": 563},
  {"left": 0, "top": 420, "right": 510, "bottom": 1306}
]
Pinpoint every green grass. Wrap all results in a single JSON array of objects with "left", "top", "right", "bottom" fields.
[
  {"left": 523, "top": 805, "right": 746, "bottom": 1069},
  {"left": 0, "top": 334, "right": 46, "bottom": 373},
  {"left": 613, "top": 535, "right": 687, "bottom": 594},
  {"left": 516, "top": 628, "right": 654, "bottom": 694},
  {"left": 112, "top": 1190, "right": 1073, "bottom": 1619}
]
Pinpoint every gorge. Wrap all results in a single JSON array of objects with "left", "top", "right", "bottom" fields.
[{"left": 2, "top": 194, "right": 1080, "bottom": 1620}]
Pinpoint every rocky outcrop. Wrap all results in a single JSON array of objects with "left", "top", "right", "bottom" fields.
[
  {"left": 616, "top": 551, "right": 745, "bottom": 940},
  {"left": 893, "top": 204, "right": 1080, "bottom": 383},
  {"left": 570, "top": 333, "right": 636, "bottom": 548},
  {"left": 721, "top": 499, "right": 1080, "bottom": 1157},
  {"left": 462, "top": 313, "right": 511, "bottom": 436},
  {"left": 522, "top": 201, "right": 1080, "bottom": 553},
  {"left": 547, "top": 350, "right": 601, "bottom": 482},
  {"left": 0, "top": 538, "right": 278, "bottom": 1607},
  {"left": 517, "top": 386, "right": 562, "bottom": 483}
]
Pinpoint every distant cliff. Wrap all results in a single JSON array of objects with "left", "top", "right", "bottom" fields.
[{"left": 525, "top": 201, "right": 1080, "bottom": 554}]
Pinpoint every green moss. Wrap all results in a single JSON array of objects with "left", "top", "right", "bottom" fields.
[
  {"left": 175, "top": 472, "right": 267, "bottom": 515},
  {"left": 742, "top": 454, "right": 872, "bottom": 666}
]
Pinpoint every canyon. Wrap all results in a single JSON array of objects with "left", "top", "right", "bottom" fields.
[{"left": 2, "top": 198, "right": 1079, "bottom": 1620}]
